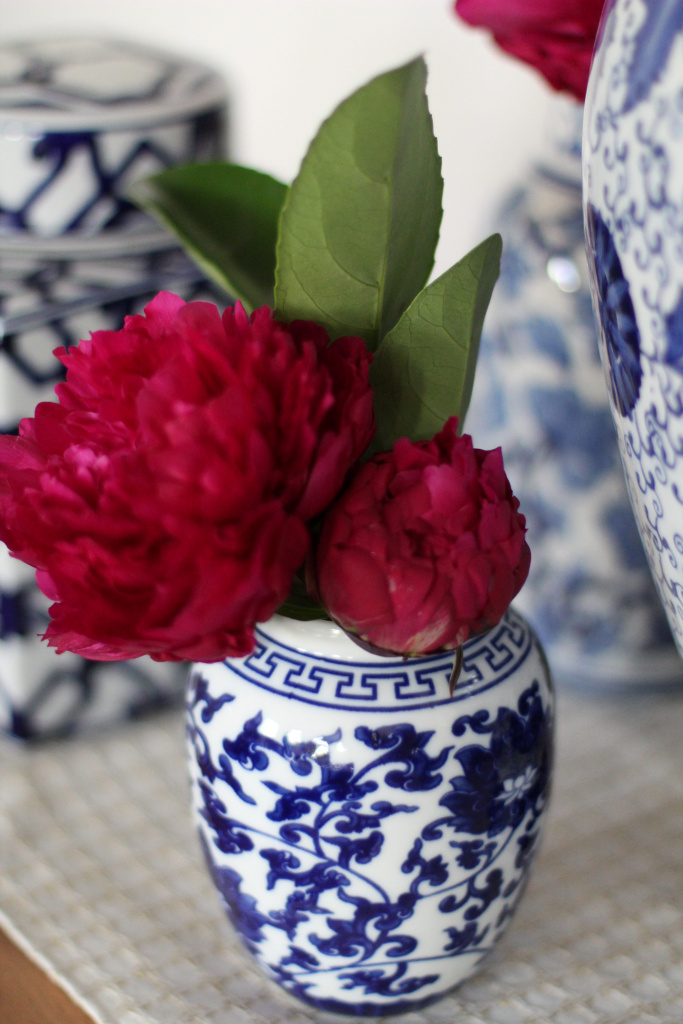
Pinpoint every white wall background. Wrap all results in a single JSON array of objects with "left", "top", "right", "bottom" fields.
[{"left": 3, "top": 0, "right": 553, "bottom": 276}]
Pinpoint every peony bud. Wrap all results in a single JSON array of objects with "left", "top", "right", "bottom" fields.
[{"left": 313, "top": 418, "right": 530, "bottom": 656}]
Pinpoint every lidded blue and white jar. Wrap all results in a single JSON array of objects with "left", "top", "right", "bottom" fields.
[
  {"left": 583, "top": 1, "right": 683, "bottom": 668},
  {"left": 0, "top": 37, "right": 228, "bottom": 739},
  {"left": 187, "top": 608, "right": 554, "bottom": 1015},
  {"left": 0, "top": 36, "right": 226, "bottom": 247}
]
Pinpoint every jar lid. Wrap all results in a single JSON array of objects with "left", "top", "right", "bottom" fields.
[
  {"left": 0, "top": 37, "right": 227, "bottom": 249},
  {"left": 0, "top": 37, "right": 226, "bottom": 131}
]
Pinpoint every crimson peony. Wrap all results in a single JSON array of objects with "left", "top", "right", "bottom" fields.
[
  {"left": 454, "top": 0, "right": 605, "bottom": 101},
  {"left": 0, "top": 293, "right": 374, "bottom": 662},
  {"left": 312, "top": 418, "right": 529, "bottom": 656}
]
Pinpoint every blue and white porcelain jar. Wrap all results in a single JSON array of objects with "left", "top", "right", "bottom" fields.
[
  {"left": 468, "top": 95, "right": 680, "bottom": 688},
  {"left": 0, "top": 246, "right": 226, "bottom": 741},
  {"left": 0, "top": 36, "right": 226, "bottom": 248},
  {"left": 187, "top": 608, "right": 554, "bottom": 1015},
  {"left": 0, "top": 37, "right": 229, "bottom": 739},
  {"left": 583, "top": 0, "right": 683, "bottom": 667}
]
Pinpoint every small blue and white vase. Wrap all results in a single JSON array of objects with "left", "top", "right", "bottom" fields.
[
  {"left": 187, "top": 608, "right": 554, "bottom": 1015},
  {"left": 468, "top": 94, "right": 681, "bottom": 689},
  {"left": 583, "top": 0, "right": 683, "bottom": 666}
]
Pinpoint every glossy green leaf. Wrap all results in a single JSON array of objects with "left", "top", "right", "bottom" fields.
[
  {"left": 277, "top": 575, "right": 328, "bottom": 621},
  {"left": 369, "top": 233, "right": 503, "bottom": 454},
  {"left": 276, "top": 594, "right": 329, "bottom": 621},
  {"left": 130, "top": 162, "right": 287, "bottom": 311},
  {"left": 274, "top": 57, "right": 442, "bottom": 349}
]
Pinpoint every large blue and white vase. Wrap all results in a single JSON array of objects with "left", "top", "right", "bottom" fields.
[
  {"left": 468, "top": 94, "right": 680, "bottom": 688},
  {"left": 583, "top": 0, "right": 683, "bottom": 665},
  {"left": 187, "top": 608, "right": 554, "bottom": 1015}
]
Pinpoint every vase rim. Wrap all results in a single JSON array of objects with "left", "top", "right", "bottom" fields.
[
  {"left": 257, "top": 614, "right": 395, "bottom": 663},
  {"left": 256, "top": 612, "right": 506, "bottom": 666}
]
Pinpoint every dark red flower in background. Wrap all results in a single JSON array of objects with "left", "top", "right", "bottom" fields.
[
  {"left": 312, "top": 418, "right": 529, "bottom": 656},
  {"left": 0, "top": 293, "right": 374, "bottom": 662},
  {"left": 454, "top": 0, "right": 605, "bottom": 101}
]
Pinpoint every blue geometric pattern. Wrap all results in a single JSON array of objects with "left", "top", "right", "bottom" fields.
[
  {"left": 187, "top": 610, "right": 554, "bottom": 1013},
  {"left": 0, "top": 250, "right": 229, "bottom": 740},
  {"left": 232, "top": 612, "right": 532, "bottom": 711},
  {"left": 0, "top": 38, "right": 229, "bottom": 739},
  {"left": 1, "top": 653, "right": 187, "bottom": 743},
  {"left": 0, "top": 545, "right": 191, "bottom": 741},
  {"left": 0, "top": 37, "right": 226, "bottom": 241},
  {"left": 0, "top": 247, "right": 222, "bottom": 432},
  {"left": 584, "top": 0, "right": 683, "bottom": 665},
  {"left": 0, "top": 114, "right": 224, "bottom": 239}
]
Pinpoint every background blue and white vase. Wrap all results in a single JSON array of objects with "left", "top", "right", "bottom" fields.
[
  {"left": 0, "top": 36, "right": 226, "bottom": 247},
  {"left": 468, "top": 95, "right": 680, "bottom": 689},
  {"left": 187, "top": 608, "right": 554, "bottom": 1015},
  {"left": 0, "top": 37, "right": 229, "bottom": 740},
  {"left": 0, "top": 247, "right": 227, "bottom": 741},
  {"left": 583, "top": 0, "right": 683, "bottom": 666}
]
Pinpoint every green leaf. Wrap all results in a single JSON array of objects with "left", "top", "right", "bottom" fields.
[
  {"left": 130, "top": 162, "right": 287, "bottom": 311},
  {"left": 277, "top": 594, "right": 329, "bottom": 622},
  {"left": 274, "top": 57, "right": 442, "bottom": 349},
  {"left": 276, "top": 573, "right": 329, "bottom": 622},
  {"left": 368, "top": 233, "right": 503, "bottom": 454}
]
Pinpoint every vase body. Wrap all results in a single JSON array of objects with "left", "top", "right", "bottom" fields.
[
  {"left": 0, "top": 37, "right": 229, "bottom": 739},
  {"left": 468, "top": 95, "right": 680, "bottom": 688},
  {"left": 583, "top": 0, "right": 683, "bottom": 665},
  {"left": 187, "top": 608, "right": 554, "bottom": 1015}
]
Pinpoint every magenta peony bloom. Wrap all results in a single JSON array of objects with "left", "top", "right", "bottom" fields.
[
  {"left": 0, "top": 293, "right": 374, "bottom": 662},
  {"left": 313, "top": 418, "right": 530, "bottom": 656},
  {"left": 454, "top": 0, "right": 605, "bottom": 101}
]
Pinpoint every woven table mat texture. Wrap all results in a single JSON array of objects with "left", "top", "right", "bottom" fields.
[{"left": 1, "top": 682, "right": 683, "bottom": 1024}]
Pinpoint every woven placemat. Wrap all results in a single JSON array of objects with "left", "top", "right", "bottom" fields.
[{"left": 1, "top": 680, "right": 683, "bottom": 1024}]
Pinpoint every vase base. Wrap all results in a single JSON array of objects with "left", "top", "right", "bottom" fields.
[{"left": 273, "top": 964, "right": 487, "bottom": 1018}]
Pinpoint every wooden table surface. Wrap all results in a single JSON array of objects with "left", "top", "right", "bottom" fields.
[{"left": 0, "top": 928, "right": 95, "bottom": 1024}]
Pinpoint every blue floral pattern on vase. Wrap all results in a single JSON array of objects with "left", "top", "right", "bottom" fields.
[
  {"left": 186, "top": 609, "right": 554, "bottom": 1014},
  {"left": 622, "top": 0, "right": 683, "bottom": 112},
  {"left": 466, "top": 96, "right": 679, "bottom": 688},
  {"left": 585, "top": 204, "right": 642, "bottom": 417},
  {"left": 584, "top": 0, "right": 683, "bottom": 666}
]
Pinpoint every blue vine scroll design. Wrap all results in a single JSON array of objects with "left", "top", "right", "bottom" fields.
[
  {"left": 187, "top": 667, "right": 553, "bottom": 1014},
  {"left": 584, "top": 0, "right": 683, "bottom": 656}
]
